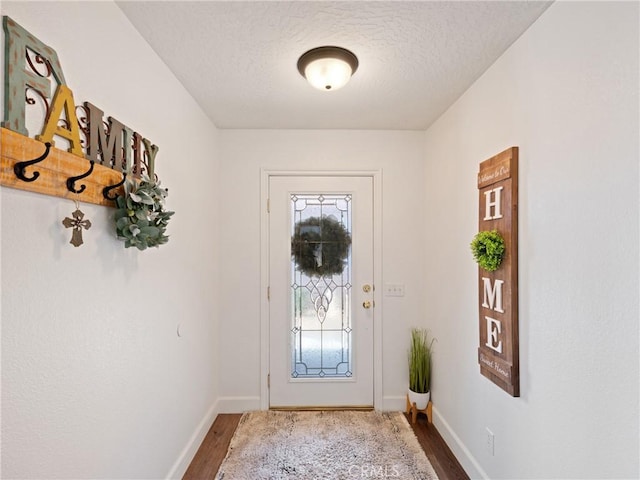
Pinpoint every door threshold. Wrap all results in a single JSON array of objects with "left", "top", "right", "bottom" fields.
[{"left": 269, "top": 405, "right": 374, "bottom": 411}]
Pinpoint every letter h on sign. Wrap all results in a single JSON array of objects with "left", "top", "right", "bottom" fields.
[{"left": 483, "top": 186, "right": 504, "bottom": 220}]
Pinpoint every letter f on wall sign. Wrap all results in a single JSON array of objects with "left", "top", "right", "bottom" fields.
[{"left": 2, "top": 16, "right": 67, "bottom": 136}]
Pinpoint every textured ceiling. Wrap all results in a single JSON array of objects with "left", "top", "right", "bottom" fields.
[{"left": 117, "top": 1, "right": 552, "bottom": 130}]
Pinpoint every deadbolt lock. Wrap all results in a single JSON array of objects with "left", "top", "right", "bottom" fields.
[{"left": 363, "top": 284, "right": 372, "bottom": 293}]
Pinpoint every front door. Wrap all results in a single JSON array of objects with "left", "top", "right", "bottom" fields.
[{"left": 268, "top": 175, "right": 374, "bottom": 408}]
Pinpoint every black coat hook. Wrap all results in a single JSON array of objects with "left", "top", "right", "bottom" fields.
[
  {"left": 14, "top": 142, "right": 51, "bottom": 182},
  {"left": 103, "top": 172, "right": 126, "bottom": 201},
  {"left": 66, "top": 161, "right": 95, "bottom": 194}
]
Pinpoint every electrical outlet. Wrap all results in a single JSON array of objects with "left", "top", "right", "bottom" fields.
[
  {"left": 485, "top": 427, "right": 495, "bottom": 456},
  {"left": 384, "top": 283, "right": 405, "bottom": 297}
]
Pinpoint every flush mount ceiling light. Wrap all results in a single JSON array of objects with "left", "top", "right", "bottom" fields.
[{"left": 297, "top": 46, "right": 359, "bottom": 91}]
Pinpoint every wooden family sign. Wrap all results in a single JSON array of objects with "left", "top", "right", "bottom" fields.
[
  {"left": 1, "top": 16, "right": 159, "bottom": 207},
  {"left": 476, "top": 147, "right": 519, "bottom": 396}
]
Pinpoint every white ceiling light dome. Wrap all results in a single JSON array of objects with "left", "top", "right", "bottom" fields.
[{"left": 297, "top": 46, "right": 359, "bottom": 91}]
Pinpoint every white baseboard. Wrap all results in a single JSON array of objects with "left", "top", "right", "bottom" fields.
[
  {"left": 216, "top": 395, "right": 262, "bottom": 413},
  {"left": 165, "top": 400, "right": 219, "bottom": 480},
  {"left": 432, "top": 405, "right": 488, "bottom": 480}
]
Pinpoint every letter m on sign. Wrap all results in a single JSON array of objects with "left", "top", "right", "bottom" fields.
[{"left": 482, "top": 277, "right": 504, "bottom": 313}]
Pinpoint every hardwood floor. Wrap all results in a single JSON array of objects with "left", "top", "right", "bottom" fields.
[
  {"left": 183, "top": 414, "right": 240, "bottom": 480},
  {"left": 183, "top": 412, "right": 469, "bottom": 480},
  {"left": 407, "top": 413, "right": 469, "bottom": 480}
]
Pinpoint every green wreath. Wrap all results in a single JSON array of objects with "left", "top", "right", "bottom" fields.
[
  {"left": 114, "top": 175, "right": 174, "bottom": 251},
  {"left": 291, "top": 216, "right": 351, "bottom": 276},
  {"left": 470, "top": 230, "right": 506, "bottom": 272}
]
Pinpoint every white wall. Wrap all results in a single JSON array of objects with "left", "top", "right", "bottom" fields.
[
  {"left": 422, "top": 2, "right": 639, "bottom": 479},
  {"left": 216, "top": 130, "right": 427, "bottom": 411},
  {"left": 1, "top": 3, "right": 220, "bottom": 479}
]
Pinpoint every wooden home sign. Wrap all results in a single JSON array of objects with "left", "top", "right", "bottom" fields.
[
  {"left": 1, "top": 16, "right": 159, "bottom": 207},
  {"left": 476, "top": 147, "right": 519, "bottom": 397}
]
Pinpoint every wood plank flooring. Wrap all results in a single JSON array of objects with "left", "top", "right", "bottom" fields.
[{"left": 183, "top": 412, "right": 469, "bottom": 480}]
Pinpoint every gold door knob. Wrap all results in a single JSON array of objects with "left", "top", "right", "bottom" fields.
[{"left": 362, "top": 301, "right": 372, "bottom": 309}]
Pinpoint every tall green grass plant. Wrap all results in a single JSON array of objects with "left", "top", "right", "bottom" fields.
[{"left": 408, "top": 328, "right": 435, "bottom": 394}]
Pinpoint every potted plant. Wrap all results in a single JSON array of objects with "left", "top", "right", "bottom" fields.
[{"left": 408, "top": 327, "right": 435, "bottom": 410}]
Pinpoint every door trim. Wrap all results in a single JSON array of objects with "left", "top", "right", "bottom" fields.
[{"left": 260, "top": 169, "right": 383, "bottom": 410}]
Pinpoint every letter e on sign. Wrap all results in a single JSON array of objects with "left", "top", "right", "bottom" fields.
[{"left": 485, "top": 316, "right": 503, "bottom": 353}]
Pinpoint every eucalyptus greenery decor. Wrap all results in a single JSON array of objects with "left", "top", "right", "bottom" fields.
[
  {"left": 114, "top": 175, "right": 174, "bottom": 250},
  {"left": 470, "top": 229, "right": 506, "bottom": 272},
  {"left": 291, "top": 216, "right": 351, "bottom": 277},
  {"left": 408, "top": 328, "right": 435, "bottom": 394}
]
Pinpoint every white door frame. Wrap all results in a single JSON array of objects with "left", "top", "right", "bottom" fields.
[{"left": 260, "top": 169, "right": 383, "bottom": 410}]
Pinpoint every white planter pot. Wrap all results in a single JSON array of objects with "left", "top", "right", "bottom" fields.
[{"left": 408, "top": 388, "right": 430, "bottom": 410}]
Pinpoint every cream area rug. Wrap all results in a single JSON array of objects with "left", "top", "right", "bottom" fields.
[{"left": 215, "top": 410, "right": 439, "bottom": 479}]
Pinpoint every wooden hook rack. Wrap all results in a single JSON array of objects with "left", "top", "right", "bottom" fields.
[{"left": 1, "top": 127, "right": 124, "bottom": 207}]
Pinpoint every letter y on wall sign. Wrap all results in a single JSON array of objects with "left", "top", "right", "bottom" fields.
[{"left": 476, "top": 147, "right": 519, "bottom": 397}]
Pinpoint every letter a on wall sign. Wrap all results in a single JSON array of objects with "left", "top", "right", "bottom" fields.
[
  {"left": 36, "top": 85, "right": 84, "bottom": 157},
  {"left": 476, "top": 147, "right": 519, "bottom": 397}
]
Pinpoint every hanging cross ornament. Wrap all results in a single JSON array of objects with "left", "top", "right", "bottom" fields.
[{"left": 62, "top": 201, "right": 91, "bottom": 247}]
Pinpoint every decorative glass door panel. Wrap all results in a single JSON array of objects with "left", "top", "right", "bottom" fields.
[
  {"left": 291, "top": 194, "right": 352, "bottom": 379},
  {"left": 269, "top": 175, "right": 374, "bottom": 408}
]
